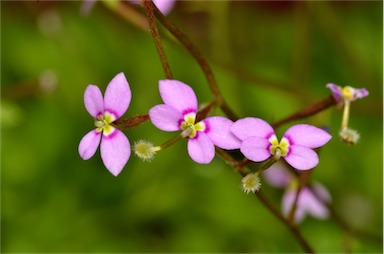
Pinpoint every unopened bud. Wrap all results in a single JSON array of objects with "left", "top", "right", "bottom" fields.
[
  {"left": 339, "top": 128, "right": 360, "bottom": 145},
  {"left": 241, "top": 173, "right": 261, "bottom": 194},
  {"left": 134, "top": 140, "right": 159, "bottom": 161}
]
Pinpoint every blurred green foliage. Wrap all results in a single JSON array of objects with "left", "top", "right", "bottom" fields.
[{"left": 1, "top": 1, "right": 382, "bottom": 253}]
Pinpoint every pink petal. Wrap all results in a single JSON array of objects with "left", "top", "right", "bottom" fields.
[
  {"left": 84, "top": 85, "right": 104, "bottom": 118},
  {"left": 282, "top": 189, "right": 306, "bottom": 223},
  {"left": 100, "top": 129, "right": 131, "bottom": 176},
  {"left": 284, "top": 145, "right": 319, "bottom": 170},
  {"left": 326, "top": 83, "right": 342, "bottom": 102},
  {"left": 354, "top": 87, "right": 369, "bottom": 100},
  {"left": 149, "top": 104, "right": 182, "bottom": 131},
  {"left": 312, "top": 182, "right": 332, "bottom": 203},
  {"left": 283, "top": 124, "right": 331, "bottom": 148},
  {"left": 159, "top": 80, "right": 198, "bottom": 114},
  {"left": 104, "top": 72, "right": 131, "bottom": 119},
  {"left": 204, "top": 116, "right": 241, "bottom": 150},
  {"left": 187, "top": 132, "right": 215, "bottom": 164},
  {"left": 263, "top": 161, "right": 293, "bottom": 188},
  {"left": 79, "top": 130, "right": 101, "bottom": 160},
  {"left": 231, "top": 117, "right": 275, "bottom": 140},
  {"left": 301, "top": 188, "right": 330, "bottom": 220},
  {"left": 153, "top": 0, "right": 176, "bottom": 15},
  {"left": 240, "top": 136, "right": 271, "bottom": 162}
]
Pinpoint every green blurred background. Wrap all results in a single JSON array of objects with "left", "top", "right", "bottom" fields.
[{"left": 1, "top": 1, "right": 382, "bottom": 253}]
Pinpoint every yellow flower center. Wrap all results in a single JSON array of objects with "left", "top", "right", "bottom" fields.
[
  {"left": 341, "top": 86, "right": 355, "bottom": 101},
  {"left": 268, "top": 135, "right": 290, "bottom": 159},
  {"left": 180, "top": 112, "right": 206, "bottom": 138},
  {"left": 94, "top": 111, "right": 116, "bottom": 136}
]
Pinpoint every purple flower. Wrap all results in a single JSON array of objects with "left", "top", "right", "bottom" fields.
[
  {"left": 231, "top": 118, "right": 331, "bottom": 170},
  {"left": 149, "top": 80, "right": 241, "bottom": 164},
  {"left": 79, "top": 73, "right": 131, "bottom": 176},
  {"left": 264, "top": 162, "right": 331, "bottom": 223},
  {"left": 326, "top": 83, "right": 369, "bottom": 103},
  {"left": 282, "top": 183, "right": 331, "bottom": 223}
]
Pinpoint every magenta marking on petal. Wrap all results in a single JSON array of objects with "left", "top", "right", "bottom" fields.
[
  {"left": 102, "top": 128, "right": 118, "bottom": 139},
  {"left": 104, "top": 108, "right": 119, "bottom": 120},
  {"left": 181, "top": 108, "right": 197, "bottom": 116},
  {"left": 96, "top": 111, "right": 103, "bottom": 118},
  {"left": 265, "top": 132, "right": 276, "bottom": 140},
  {"left": 283, "top": 135, "right": 294, "bottom": 146},
  {"left": 202, "top": 119, "right": 210, "bottom": 134},
  {"left": 189, "top": 131, "right": 200, "bottom": 140}
]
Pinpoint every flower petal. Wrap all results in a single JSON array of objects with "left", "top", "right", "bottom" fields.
[
  {"left": 326, "top": 83, "right": 342, "bottom": 102},
  {"left": 187, "top": 132, "right": 215, "bottom": 164},
  {"left": 312, "top": 182, "right": 332, "bottom": 203},
  {"left": 204, "top": 116, "right": 241, "bottom": 150},
  {"left": 282, "top": 189, "right": 307, "bottom": 224},
  {"left": 79, "top": 130, "right": 101, "bottom": 160},
  {"left": 149, "top": 104, "right": 183, "bottom": 131},
  {"left": 240, "top": 136, "right": 271, "bottom": 162},
  {"left": 154, "top": 0, "right": 176, "bottom": 15},
  {"left": 231, "top": 117, "right": 275, "bottom": 140},
  {"left": 159, "top": 80, "right": 198, "bottom": 113},
  {"left": 104, "top": 72, "right": 131, "bottom": 119},
  {"left": 353, "top": 87, "right": 369, "bottom": 100},
  {"left": 301, "top": 188, "right": 330, "bottom": 220},
  {"left": 84, "top": 85, "right": 104, "bottom": 118},
  {"left": 263, "top": 161, "right": 293, "bottom": 188},
  {"left": 284, "top": 145, "right": 319, "bottom": 170},
  {"left": 100, "top": 129, "right": 131, "bottom": 176},
  {"left": 283, "top": 124, "right": 331, "bottom": 148}
]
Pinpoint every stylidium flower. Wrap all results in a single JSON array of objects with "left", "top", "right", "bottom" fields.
[
  {"left": 283, "top": 182, "right": 331, "bottom": 224},
  {"left": 264, "top": 161, "right": 331, "bottom": 224},
  {"left": 326, "top": 83, "right": 369, "bottom": 103},
  {"left": 231, "top": 118, "right": 331, "bottom": 170},
  {"left": 149, "top": 80, "right": 241, "bottom": 164},
  {"left": 78, "top": 73, "right": 131, "bottom": 176}
]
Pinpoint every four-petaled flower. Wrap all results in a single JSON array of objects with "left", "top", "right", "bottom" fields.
[
  {"left": 326, "top": 83, "right": 369, "bottom": 103},
  {"left": 231, "top": 118, "right": 331, "bottom": 170},
  {"left": 263, "top": 161, "right": 331, "bottom": 223},
  {"left": 149, "top": 80, "right": 241, "bottom": 164},
  {"left": 79, "top": 72, "right": 131, "bottom": 176}
]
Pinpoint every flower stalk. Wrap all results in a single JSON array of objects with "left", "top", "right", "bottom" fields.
[{"left": 142, "top": 0, "right": 173, "bottom": 79}]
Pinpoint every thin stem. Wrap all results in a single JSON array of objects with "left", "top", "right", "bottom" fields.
[
  {"left": 255, "top": 191, "right": 315, "bottom": 253},
  {"left": 215, "top": 148, "right": 315, "bottom": 253},
  {"left": 273, "top": 95, "right": 337, "bottom": 129},
  {"left": 340, "top": 100, "right": 350, "bottom": 130},
  {"left": 149, "top": 2, "right": 238, "bottom": 120},
  {"left": 113, "top": 114, "right": 150, "bottom": 130},
  {"left": 158, "top": 128, "right": 191, "bottom": 151},
  {"left": 142, "top": 0, "right": 173, "bottom": 79}
]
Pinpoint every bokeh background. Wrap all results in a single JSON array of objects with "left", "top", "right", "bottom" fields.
[{"left": 1, "top": 1, "right": 382, "bottom": 253}]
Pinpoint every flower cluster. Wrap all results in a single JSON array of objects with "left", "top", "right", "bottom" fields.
[{"left": 77, "top": 74, "right": 366, "bottom": 201}]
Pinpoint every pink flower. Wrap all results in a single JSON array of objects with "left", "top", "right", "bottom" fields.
[
  {"left": 264, "top": 162, "right": 331, "bottom": 223},
  {"left": 79, "top": 73, "right": 131, "bottom": 176},
  {"left": 326, "top": 83, "right": 369, "bottom": 103},
  {"left": 149, "top": 80, "right": 241, "bottom": 164},
  {"left": 231, "top": 118, "right": 331, "bottom": 170}
]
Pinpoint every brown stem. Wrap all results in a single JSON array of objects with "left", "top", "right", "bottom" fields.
[
  {"left": 273, "top": 95, "right": 337, "bottom": 129},
  {"left": 113, "top": 114, "right": 150, "bottom": 130},
  {"left": 149, "top": 2, "right": 238, "bottom": 120},
  {"left": 142, "top": 0, "right": 173, "bottom": 79},
  {"left": 215, "top": 147, "right": 315, "bottom": 253},
  {"left": 256, "top": 191, "right": 315, "bottom": 253}
]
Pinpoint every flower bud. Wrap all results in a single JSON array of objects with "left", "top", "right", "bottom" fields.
[
  {"left": 241, "top": 173, "right": 262, "bottom": 193},
  {"left": 134, "top": 140, "right": 159, "bottom": 161},
  {"left": 339, "top": 128, "right": 360, "bottom": 145}
]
